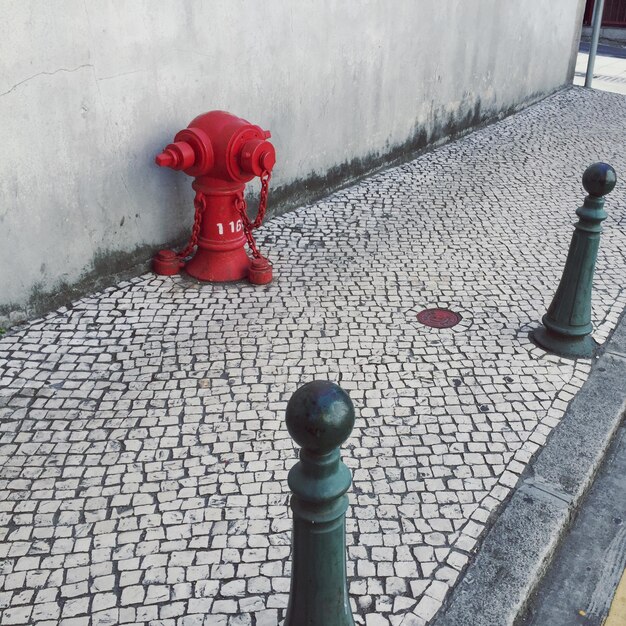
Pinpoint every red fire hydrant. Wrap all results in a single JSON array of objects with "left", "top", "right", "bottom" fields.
[{"left": 152, "top": 111, "right": 276, "bottom": 284}]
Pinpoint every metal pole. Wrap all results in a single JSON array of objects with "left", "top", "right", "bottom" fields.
[
  {"left": 531, "top": 163, "right": 616, "bottom": 358},
  {"left": 585, "top": 0, "right": 606, "bottom": 87},
  {"left": 284, "top": 380, "right": 356, "bottom": 626}
]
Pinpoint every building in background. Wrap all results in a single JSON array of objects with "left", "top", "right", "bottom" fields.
[{"left": 583, "top": 0, "right": 626, "bottom": 41}]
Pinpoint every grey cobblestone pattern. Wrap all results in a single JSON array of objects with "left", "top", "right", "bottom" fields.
[{"left": 1, "top": 86, "right": 626, "bottom": 626}]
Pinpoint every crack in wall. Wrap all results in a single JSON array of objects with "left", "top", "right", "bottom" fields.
[{"left": 0, "top": 64, "right": 94, "bottom": 98}]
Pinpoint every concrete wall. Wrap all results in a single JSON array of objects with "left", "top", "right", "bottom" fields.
[{"left": 0, "top": 0, "right": 585, "bottom": 326}]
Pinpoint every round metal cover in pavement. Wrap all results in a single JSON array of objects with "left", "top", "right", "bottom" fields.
[{"left": 416, "top": 308, "right": 462, "bottom": 328}]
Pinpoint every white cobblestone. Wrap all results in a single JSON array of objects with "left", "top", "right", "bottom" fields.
[{"left": 1, "top": 87, "right": 626, "bottom": 624}]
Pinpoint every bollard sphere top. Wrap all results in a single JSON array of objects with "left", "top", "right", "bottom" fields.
[
  {"left": 286, "top": 381, "right": 355, "bottom": 455},
  {"left": 582, "top": 162, "right": 617, "bottom": 197}
]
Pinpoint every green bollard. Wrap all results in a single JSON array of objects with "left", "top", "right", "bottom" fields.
[
  {"left": 284, "top": 380, "right": 356, "bottom": 626},
  {"left": 531, "top": 162, "right": 617, "bottom": 358}
]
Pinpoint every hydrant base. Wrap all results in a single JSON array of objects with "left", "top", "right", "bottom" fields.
[{"left": 185, "top": 247, "right": 251, "bottom": 283}]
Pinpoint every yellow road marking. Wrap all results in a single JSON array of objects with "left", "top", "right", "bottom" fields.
[{"left": 604, "top": 568, "right": 626, "bottom": 626}]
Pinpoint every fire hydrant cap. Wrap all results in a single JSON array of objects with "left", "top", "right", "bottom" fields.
[
  {"left": 240, "top": 139, "right": 276, "bottom": 177},
  {"left": 155, "top": 152, "right": 174, "bottom": 167},
  {"left": 156, "top": 249, "right": 177, "bottom": 260},
  {"left": 152, "top": 249, "right": 182, "bottom": 275},
  {"left": 248, "top": 257, "right": 273, "bottom": 285},
  {"left": 261, "top": 150, "right": 276, "bottom": 172},
  {"left": 155, "top": 141, "right": 196, "bottom": 171}
]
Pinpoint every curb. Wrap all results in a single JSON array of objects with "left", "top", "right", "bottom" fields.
[{"left": 432, "top": 312, "right": 626, "bottom": 626}]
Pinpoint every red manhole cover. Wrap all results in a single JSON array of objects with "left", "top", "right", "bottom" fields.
[{"left": 416, "top": 308, "right": 462, "bottom": 328}]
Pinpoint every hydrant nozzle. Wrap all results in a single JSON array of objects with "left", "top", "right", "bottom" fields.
[
  {"left": 155, "top": 140, "right": 196, "bottom": 170},
  {"left": 155, "top": 152, "right": 174, "bottom": 167}
]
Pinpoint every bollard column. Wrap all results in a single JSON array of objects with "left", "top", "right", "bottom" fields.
[
  {"left": 284, "top": 380, "right": 356, "bottom": 626},
  {"left": 585, "top": 0, "right": 606, "bottom": 89},
  {"left": 531, "top": 162, "right": 617, "bottom": 358}
]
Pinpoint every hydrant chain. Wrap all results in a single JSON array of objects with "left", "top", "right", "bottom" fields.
[
  {"left": 177, "top": 192, "right": 206, "bottom": 260},
  {"left": 255, "top": 170, "right": 271, "bottom": 229},
  {"left": 236, "top": 170, "right": 272, "bottom": 260}
]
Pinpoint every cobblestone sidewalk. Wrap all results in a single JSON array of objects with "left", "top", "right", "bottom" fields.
[{"left": 1, "top": 86, "right": 626, "bottom": 626}]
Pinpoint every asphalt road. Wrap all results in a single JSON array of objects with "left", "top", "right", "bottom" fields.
[{"left": 579, "top": 41, "right": 626, "bottom": 59}]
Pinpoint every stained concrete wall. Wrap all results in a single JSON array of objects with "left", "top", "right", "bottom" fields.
[{"left": 0, "top": 0, "right": 585, "bottom": 325}]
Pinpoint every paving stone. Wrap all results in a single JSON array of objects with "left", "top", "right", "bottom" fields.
[{"left": 0, "top": 87, "right": 626, "bottom": 625}]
